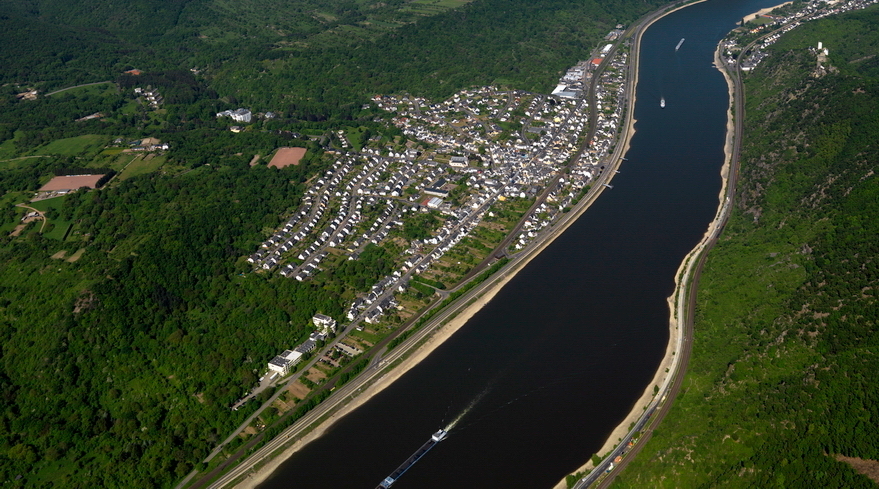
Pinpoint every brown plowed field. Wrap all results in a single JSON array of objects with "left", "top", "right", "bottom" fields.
[
  {"left": 40, "top": 174, "right": 104, "bottom": 191},
  {"left": 268, "top": 147, "right": 307, "bottom": 168}
]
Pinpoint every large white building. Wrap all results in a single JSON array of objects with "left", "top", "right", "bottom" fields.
[
  {"left": 449, "top": 156, "right": 468, "bottom": 168},
  {"left": 267, "top": 349, "right": 303, "bottom": 375},
  {"left": 216, "top": 108, "right": 252, "bottom": 123}
]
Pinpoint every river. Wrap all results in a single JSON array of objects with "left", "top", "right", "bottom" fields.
[{"left": 256, "top": 0, "right": 779, "bottom": 486}]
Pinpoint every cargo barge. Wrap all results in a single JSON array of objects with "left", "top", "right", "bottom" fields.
[{"left": 377, "top": 429, "right": 448, "bottom": 488}]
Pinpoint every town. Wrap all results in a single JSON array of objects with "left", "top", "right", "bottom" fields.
[
  {"left": 225, "top": 28, "right": 634, "bottom": 425},
  {"left": 226, "top": 0, "right": 879, "bottom": 464},
  {"left": 720, "top": 0, "right": 878, "bottom": 72}
]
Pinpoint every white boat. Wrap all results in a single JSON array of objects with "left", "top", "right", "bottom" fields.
[
  {"left": 660, "top": 97, "right": 666, "bottom": 108},
  {"left": 675, "top": 38, "right": 685, "bottom": 51}
]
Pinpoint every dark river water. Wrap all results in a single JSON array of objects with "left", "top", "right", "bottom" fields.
[{"left": 257, "top": 0, "right": 779, "bottom": 487}]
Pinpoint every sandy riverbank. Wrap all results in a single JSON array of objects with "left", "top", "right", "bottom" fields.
[
  {"left": 552, "top": 1, "right": 732, "bottom": 485},
  {"left": 236, "top": 168, "right": 612, "bottom": 489},
  {"left": 715, "top": 38, "right": 737, "bottom": 207},
  {"left": 235, "top": 279, "right": 511, "bottom": 488},
  {"left": 742, "top": 1, "right": 792, "bottom": 23},
  {"left": 236, "top": 3, "right": 728, "bottom": 487}
]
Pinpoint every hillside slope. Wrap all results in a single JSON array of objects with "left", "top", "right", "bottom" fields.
[
  {"left": 1, "top": 0, "right": 667, "bottom": 114},
  {"left": 0, "top": 1, "right": 669, "bottom": 487},
  {"left": 613, "top": 6, "right": 879, "bottom": 488}
]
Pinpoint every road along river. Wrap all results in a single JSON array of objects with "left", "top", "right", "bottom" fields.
[{"left": 249, "top": 0, "right": 781, "bottom": 487}]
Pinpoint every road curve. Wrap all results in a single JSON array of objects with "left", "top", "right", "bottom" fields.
[{"left": 571, "top": 5, "right": 747, "bottom": 488}]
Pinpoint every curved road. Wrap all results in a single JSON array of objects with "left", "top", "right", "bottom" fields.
[
  {"left": 199, "top": 78, "right": 636, "bottom": 486},
  {"left": 184, "top": 3, "right": 670, "bottom": 488},
  {"left": 15, "top": 204, "right": 48, "bottom": 234},
  {"left": 571, "top": 8, "right": 748, "bottom": 489},
  {"left": 44, "top": 81, "right": 112, "bottom": 97}
]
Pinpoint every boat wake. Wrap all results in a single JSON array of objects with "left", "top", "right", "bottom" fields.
[{"left": 444, "top": 387, "right": 490, "bottom": 431}]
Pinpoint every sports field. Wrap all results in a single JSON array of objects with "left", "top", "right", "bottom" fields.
[
  {"left": 40, "top": 174, "right": 104, "bottom": 191},
  {"left": 268, "top": 147, "right": 307, "bottom": 168}
]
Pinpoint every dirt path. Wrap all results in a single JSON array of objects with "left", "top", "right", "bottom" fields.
[
  {"left": 44, "top": 81, "right": 112, "bottom": 97},
  {"left": 14, "top": 203, "right": 47, "bottom": 234}
]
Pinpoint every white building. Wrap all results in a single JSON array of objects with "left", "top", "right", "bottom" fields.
[
  {"left": 267, "top": 349, "right": 303, "bottom": 375},
  {"left": 216, "top": 108, "right": 253, "bottom": 123},
  {"left": 449, "top": 156, "right": 468, "bottom": 168},
  {"left": 312, "top": 314, "right": 337, "bottom": 334}
]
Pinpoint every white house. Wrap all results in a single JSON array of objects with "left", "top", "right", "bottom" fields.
[
  {"left": 449, "top": 156, "right": 468, "bottom": 168},
  {"left": 312, "top": 314, "right": 337, "bottom": 334}
]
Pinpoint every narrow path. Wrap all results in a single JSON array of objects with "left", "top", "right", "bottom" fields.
[
  {"left": 15, "top": 203, "right": 47, "bottom": 233},
  {"left": 44, "top": 81, "right": 112, "bottom": 97},
  {"left": 0, "top": 155, "right": 53, "bottom": 163},
  {"left": 573, "top": 5, "right": 747, "bottom": 487}
]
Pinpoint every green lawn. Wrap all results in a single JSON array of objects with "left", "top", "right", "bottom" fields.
[
  {"left": 0, "top": 130, "right": 25, "bottom": 159},
  {"left": 43, "top": 219, "right": 74, "bottom": 240},
  {"left": 0, "top": 155, "right": 51, "bottom": 170},
  {"left": 47, "top": 81, "right": 115, "bottom": 98},
  {"left": 119, "top": 100, "right": 139, "bottom": 115},
  {"left": 33, "top": 134, "right": 112, "bottom": 157},
  {"left": 118, "top": 155, "right": 166, "bottom": 180},
  {"left": 28, "top": 196, "right": 67, "bottom": 213},
  {"left": 749, "top": 16, "right": 775, "bottom": 26},
  {"left": 105, "top": 153, "right": 140, "bottom": 172}
]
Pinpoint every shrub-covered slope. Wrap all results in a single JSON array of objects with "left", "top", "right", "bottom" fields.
[{"left": 613, "top": 6, "right": 879, "bottom": 488}]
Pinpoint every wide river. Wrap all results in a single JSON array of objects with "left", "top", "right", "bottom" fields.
[{"left": 258, "top": 0, "right": 779, "bottom": 486}]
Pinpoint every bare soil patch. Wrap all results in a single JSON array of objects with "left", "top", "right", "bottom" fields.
[
  {"left": 10, "top": 224, "right": 27, "bottom": 237},
  {"left": 66, "top": 248, "right": 86, "bottom": 262},
  {"left": 268, "top": 147, "right": 307, "bottom": 168},
  {"left": 51, "top": 250, "right": 68, "bottom": 259},
  {"left": 834, "top": 454, "right": 879, "bottom": 484},
  {"left": 73, "top": 290, "right": 97, "bottom": 314},
  {"left": 305, "top": 368, "right": 326, "bottom": 383},
  {"left": 40, "top": 174, "right": 104, "bottom": 191},
  {"left": 273, "top": 397, "right": 296, "bottom": 414},
  {"left": 286, "top": 380, "right": 311, "bottom": 400}
]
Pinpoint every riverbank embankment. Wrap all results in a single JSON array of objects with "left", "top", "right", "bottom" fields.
[
  {"left": 233, "top": 40, "right": 649, "bottom": 489},
  {"left": 552, "top": 0, "right": 729, "bottom": 485},
  {"left": 230, "top": 2, "right": 704, "bottom": 486}
]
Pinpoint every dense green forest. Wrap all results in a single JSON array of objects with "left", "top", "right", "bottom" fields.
[
  {"left": 2, "top": 0, "right": 667, "bottom": 117},
  {"left": 612, "top": 6, "right": 879, "bottom": 488},
  {"left": 0, "top": 0, "right": 674, "bottom": 486}
]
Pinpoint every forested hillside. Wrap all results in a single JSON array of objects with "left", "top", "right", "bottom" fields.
[
  {"left": 2, "top": 0, "right": 668, "bottom": 116},
  {"left": 613, "top": 6, "right": 879, "bottom": 488},
  {"left": 0, "top": 0, "right": 670, "bottom": 486}
]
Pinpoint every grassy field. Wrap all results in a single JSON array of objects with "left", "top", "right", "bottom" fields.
[
  {"left": 748, "top": 16, "right": 775, "bottom": 26},
  {"left": 43, "top": 219, "right": 74, "bottom": 240},
  {"left": 119, "top": 100, "right": 140, "bottom": 115},
  {"left": 0, "top": 155, "right": 52, "bottom": 170},
  {"left": 27, "top": 196, "right": 66, "bottom": 213},
  {"left": 33, "top": 134, "right": 112, "bottom": 157},
  {"left": 118, "top": 154, "right": 166, "bottom": 180},
  {"left": 0, "top": 130, "right": 25, "bottom": 159},
  {"left": 47, "top": 82, "right": 115, "bottom": 98}
]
